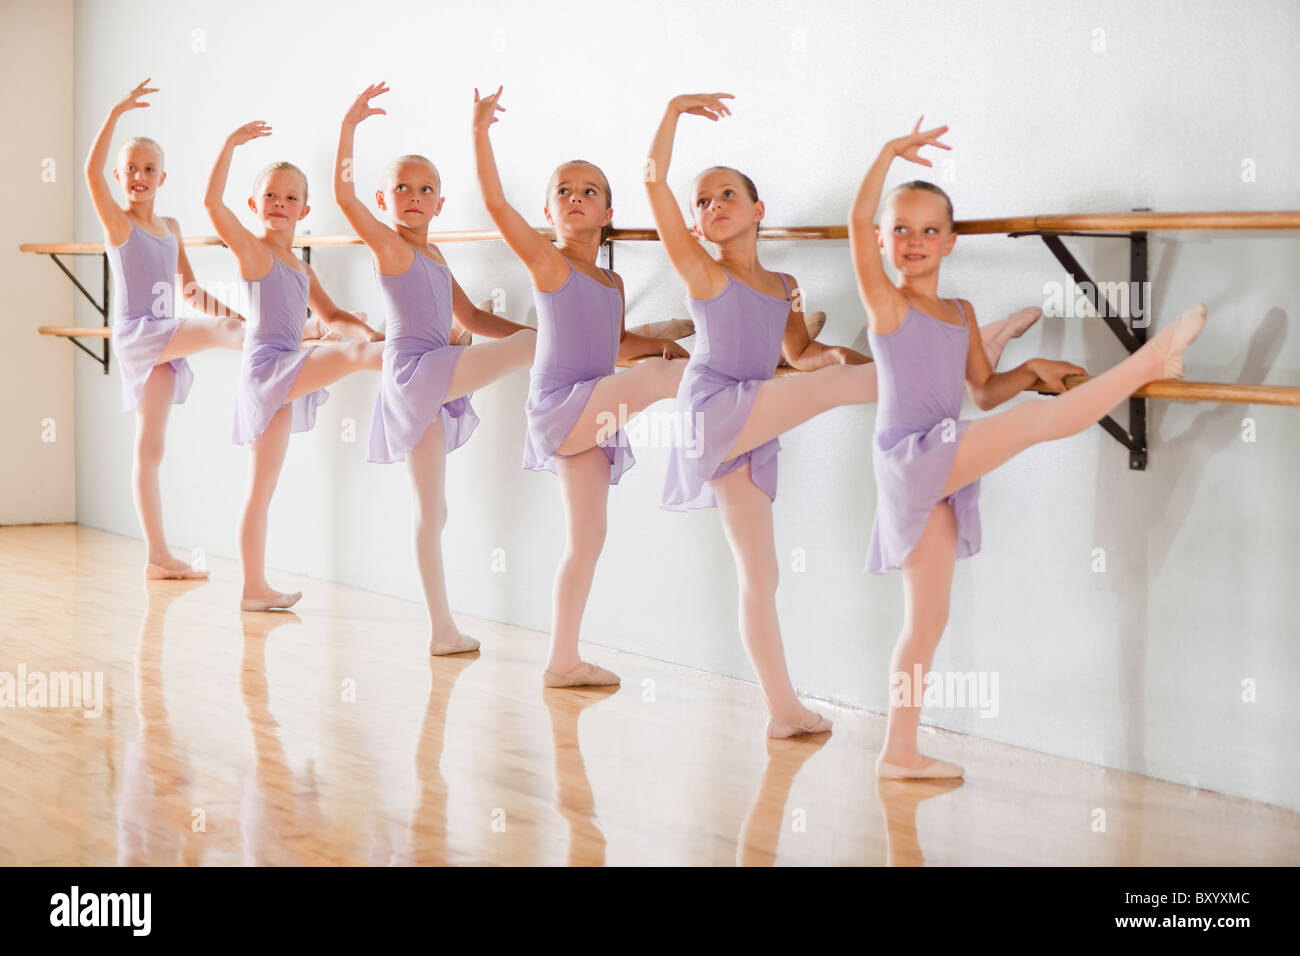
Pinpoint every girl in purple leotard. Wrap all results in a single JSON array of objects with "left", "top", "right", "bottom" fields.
[
  {"left": 335, "top": 83, "right": 537, "bottom": 656},
  {"left": 85, "top": 79, "right": 246, "bottom": 581},
  {"left": 850, "top": 119, "right": 1206, "bottom": 779},
  {"left": 646, "top": 92, "right": 884, "bottom": 739},
  {"left": 473, "top": 85, "right": 689, "bottom": 688},
  {"left": 206, "top": 120, "right": 386, "bottom": 612}
]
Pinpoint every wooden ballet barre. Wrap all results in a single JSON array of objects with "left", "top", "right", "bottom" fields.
[
  {"left": 1028, "top": 375, "right": 1300, "bottom": 407},
  {"left": 38, "top": 325, "right": 112, "bottom": 339},
  {"left": 20, "top": 211, "right": 1300, "bottom": 256}
]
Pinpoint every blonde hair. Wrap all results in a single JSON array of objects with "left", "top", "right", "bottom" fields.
[
  {"left": 119, "top": 136, "right": 164, "bottom": 169},
  {"left": 383, "top": 154, "right": 440, "bottom": 192},
  {"left": 884, "top": 180, "right": 954, "bottom": 228},
  {"left": 255, "top": 161, "right": 309, "bottom": 204}
]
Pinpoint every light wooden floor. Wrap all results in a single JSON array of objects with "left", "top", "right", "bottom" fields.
[{"left": 1, "top": 524, "right": 1295, "bottom": 866}]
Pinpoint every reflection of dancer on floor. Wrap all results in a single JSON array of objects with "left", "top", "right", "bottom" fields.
[
  {"left": 86, "top": 79, "right": 245, "bottom": 580},
  {"left": 542, "top": 688, "right": 613, "bottom": 865},
  {"left": 736, "top": 736, "right": 828, "bottom": 866},
  {"left": 237, "top": 613, "right": 337, "bottom": 864},
  {"left": 206, "top": 121, "right": 385, "bottom": 612},
  {"left": 337, "top": 83, "right": 537, "bottom": 656},
  {"left": 851, "top": 119, "right": 1207, "bottom": 778},
  {"left": 875, "top": 777, "right": 963, "bottom": 866},
  {"left": 473, "top": 86, "right": 689, "bottom": 687},
  {"left": 116, "top": 581, "right": 205, "bottom": 865},
  {"left": 394, "top": 654, "right": 479, "bottom": 866}
]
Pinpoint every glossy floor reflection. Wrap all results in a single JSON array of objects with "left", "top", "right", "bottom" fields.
[{"left": 1, "top": 524, "right": 1296, "bottom": 866}]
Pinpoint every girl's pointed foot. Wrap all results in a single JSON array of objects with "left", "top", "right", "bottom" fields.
[
  {"left": 875, "top": 753, "right": 964, "bottom": 779},
  {"left": 767, "top": 707, "right": 832, "bottom": 739},
  {"left": 998, "top": 306, "right": 1041, "bottom": 344},
  {"left": 542, "top": 661, "right": 620, "bottom": 688},
  {"left": 1150, "top": 303, "right": 1207, "bottom": 380}
]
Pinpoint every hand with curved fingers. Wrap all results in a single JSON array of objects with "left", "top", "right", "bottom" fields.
[
  {"left": 670, "top": 92, "right": 734, "bottom": 121},
  {"left": 473, "top": 86, "right": 506, "bottom": 132},
  {"left": 887, "top": 117, "right": 951, "bottom": 167},
  {"left": 344, "top": 82, "right": 389, "bottom": 127},
  {"left": 228, "top": 121, "right": 272, "bottom": 148},
  {"left": 113, "top": 79, "right": 157, "bottom": 115},
  {"left": 1026, "top": 357, "right": 1086, "bottom": 393}
]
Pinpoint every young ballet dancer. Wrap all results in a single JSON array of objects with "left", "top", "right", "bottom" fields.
[
  {"left": 473, "top": 85, "right": 689, "bottom": 687},
  {"left": 646, "top": 91, "right": 894, "bottom": 738},
  {"left": 86, "top": 79, "right": 245, "bottom": 580},
  {"left": 336, "top": 83, "right": 537, "bottom": 656},
  {"left": 850, "top": 119, "right": 1207, "bottom": 778},
  {"left": 206, "top": 119, "right": 386, "bottom": 612}
]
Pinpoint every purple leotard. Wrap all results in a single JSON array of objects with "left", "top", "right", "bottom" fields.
[
  {"left": 368, "top": 251, "right": 478, "bottom": 463},
  {"left": 523, "top": 263, "right": 634, "bottom": 483},
  {"left": 232, "top": 255, "right": 328, "bottom": 445},
  {"left": 864, "top": 299, "right": 981, "bottom": 573},
  {"left": 105, "top": 220, "right": 193, "bottom": 412},
  {"left": 661, "top": 270, "right": 789, "bottom": 510}
]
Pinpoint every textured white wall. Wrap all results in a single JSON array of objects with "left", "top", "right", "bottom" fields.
[
  {"left": 57, "top": 0, "right": 1300, "bottom": 807},
  {"left": 2, "top": 0, "right": 75, "bottom": 523}
]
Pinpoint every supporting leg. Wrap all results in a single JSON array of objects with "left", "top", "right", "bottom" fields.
[
  {"left": 544, "top": 445, "right": 618, "bottom": 684},
  {"left": 406, "top": 416, "right": 479, "bottom": 655},
  {"left": 879, "top": 501, "right": 961, "bottom": 774},
  {"left": 133, "top": 364, "right": 201, "bottom": 575},
  {"left": 712, "top": 463, "right": 830, "bottom": 736},
  {"left": 238, "top": 406, "right": 299, "bottom": 609}
]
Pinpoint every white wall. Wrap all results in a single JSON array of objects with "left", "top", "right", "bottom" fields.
[
  {"left": 59, "top": 0, "right": 1300, "bottom": 808},
  {"left": 2, "top": 0, "right": 75, "bottom": 523}
]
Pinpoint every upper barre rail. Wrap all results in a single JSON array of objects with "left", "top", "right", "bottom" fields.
[{"left": 20, "top": 210, "right": 1300, "bottom": 254}]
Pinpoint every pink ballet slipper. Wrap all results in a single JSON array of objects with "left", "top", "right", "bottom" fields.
[
  {"left": 239, "top": 590, "right": 302, "bottom": 612},
  {"left": 542, "top": 661, "right": 620, "bottom": 688},
  {"left": 875, "top": 754, "right": 964, "bottom": 779},
  {"left": 144, "top": 561, "right": 209, "bottom": 581},
  {"left": 766, "top": 708, "right": 833, "bottom": 739},
  {"left": 1150, "top": 304, "right": 1207, "bottom": 380},
  {"left": 429, "top": 633, "right": 481, "bottom": 657}
]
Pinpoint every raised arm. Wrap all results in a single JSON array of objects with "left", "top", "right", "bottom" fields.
[
  {"left": 335, "top": 82, "right": 408, "bottom": 272},
  {"left": 472, "top": 86, "right": 564, "bottom": 287},
  {"left": 849, "top": 118, "right": 950, "bottom": 333},
  {"left": 204, "top": 122, "right": 273, "bottom": 277},
  {"left": 85, "top": 79, "right": 154, "bottom": 244},
  {"left": 305, "top": 264, "right": 383, "bottom": 342},
  {"left": 644, "top": 94, "right": 732, "bottom": 298}
]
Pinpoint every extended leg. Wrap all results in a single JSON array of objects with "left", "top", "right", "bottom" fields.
[
  {"left": 939, "top": 304, "right": 1206, "bottom": 497},
  {"left": 712, "top": 463, "right": 830, "bottom": 736},
  {"left": 406, "top": 416, "right": 478, "bottom": 655},
  {"left": 544, "top": 445, "right": 619, "bottom": 685},
  {"left": 238, "top": 406, "right": 299, "bottom": 609},
  {"left": 285, "top": 341, "right": 385, "bottom": 401},
  {"left": 443, "top": 329, "right": 538, "bottom": 402},
  {"left": 723, "top": 362, "right": 878, "bottom": 461},
  {"left": 156, "top": 316, "right": 244, "bottom": 362},
  {"left": 554, "top": 357, "right": 684, "bottom": 456}
]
